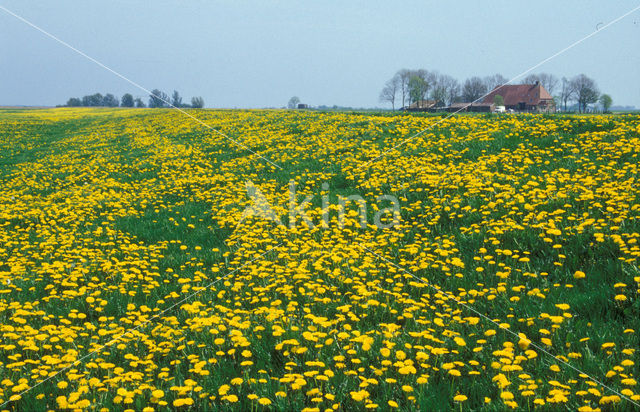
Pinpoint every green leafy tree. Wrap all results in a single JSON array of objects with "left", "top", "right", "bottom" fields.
[
  {"left": 599, "top": 94, "right": 612, "bottom": 112},
  {"left": 82, "top": 93, "right": 103, "bottom": 107},
  {"left": 66, "top": 97, "right": 82, "bottom": 107},
  {"left": 102, "top": 94, "right": 119, "bottom": 107},
  {"left": 408, "top": 75, "right": 429, "bottom": 106},
  {"left": 171, "top": 90, "right": 183, "bottom": 107},
  {"left": 493, "top": 94, "right": 504, "bottom": 107},
  {"left": 149, "top": 89, "right": 169, "bottom": 108},
  {"left": 121, "top": 93, "right": 134, "bottom": 107},
  {"left": 191, "top": 96, "right": 205, "bottom": 108}
]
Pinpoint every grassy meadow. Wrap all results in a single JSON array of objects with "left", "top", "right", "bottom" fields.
[{"left": 0, "top": 108, "right": 639, "bottom": 411}]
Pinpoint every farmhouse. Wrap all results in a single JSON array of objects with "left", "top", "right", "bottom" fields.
[
  {"left": 483, "top": 82, "right": 555, "bottom": 112},
  {"left": 404, "top": 100, "right": 437, "bottom": 111}
]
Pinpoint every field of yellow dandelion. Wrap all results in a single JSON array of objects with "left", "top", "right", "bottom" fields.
[{"left": 1, "top": 108, "right": 639, "bottom": 411}]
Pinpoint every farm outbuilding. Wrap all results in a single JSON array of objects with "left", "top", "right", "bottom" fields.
[
  {"left": 445, "top": 102, "right": 495, "bottom": 113},
  {"left": 403, "top": 100, "right": 437, "bottom": 111}
]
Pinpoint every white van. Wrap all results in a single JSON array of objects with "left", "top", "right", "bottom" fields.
[{"left": 495, "top": 105, "right": 506, "bottom": 113}]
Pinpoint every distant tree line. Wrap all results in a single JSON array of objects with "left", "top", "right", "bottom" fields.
[
  {"left": 64, "top": 90, "right": 205, "bottom": 109},
  {"left": 380, "top": 69, "right": 611, "bottom": 113}
]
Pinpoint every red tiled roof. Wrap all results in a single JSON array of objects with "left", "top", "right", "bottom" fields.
[{"left": 483, "top": 84, "right": 553, "bottom": 106}]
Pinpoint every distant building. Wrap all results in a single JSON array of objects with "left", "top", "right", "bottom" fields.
[
  {"left": 404, "top": 100, "right": 437, "bottom": 111},
  {"left": 445, "top": 102, "right": 495, "bottom": 113},
  {"left": 297, "top": 103, "right": 308, "bottom": 109},
  {"left": 483, "top": 82, "right": 555, "bottom": 112}
]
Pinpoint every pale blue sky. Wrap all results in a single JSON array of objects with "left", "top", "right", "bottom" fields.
[{"left": 1, "top": 1, "right": 639, "bottom": 107}]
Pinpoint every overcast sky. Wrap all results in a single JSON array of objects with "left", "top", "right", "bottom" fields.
[{"left": 1, "top": 1, "right": 639, "bottom": 108}]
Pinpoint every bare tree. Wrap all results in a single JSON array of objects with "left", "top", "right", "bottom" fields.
[
  {"left": 379, "top": 77, "right": 399, "bottom": 110},
  {"left": 396, "top": 69, "right": 412, "bottom": 108},
  {"left": 538, "top": 73, "right": 558, "bottom": 95},
  {"left": 431, "top": 74, "right": 459, "bottom": 106},
  {"left": 559, "top": 77, "right": 575, "bottom": 112},
  {"left": 430, "top": 75, "right": 447, "bottom": 107},
  {"left": 483, "top": 74, "right": 508, "bottom": 92},
  {"left": 523, "top": 73, "right": 558, "bottom": 95},
  {"left": 570, "top": 74, "right": 599, "bottom": 113},
  {"left": 171, "top": 90, "right": 183, "bottom": 108},
  {"left": 444, "top": 76, "right": 461, "bottom": 105},
  {"left": 422, "top": 69, "right": 438, "bottom": 91},
  {"left": 287, "top": 96, "right": 300, "bottom": 109},
  {"left": 462, "top": 77, "right": 488, "bottom": 102}
]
